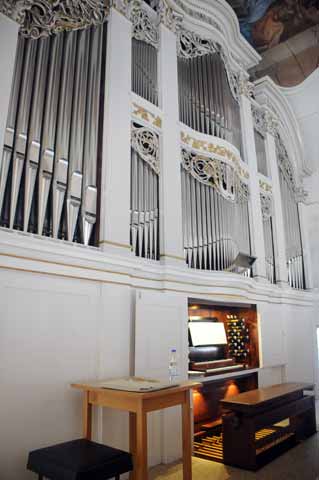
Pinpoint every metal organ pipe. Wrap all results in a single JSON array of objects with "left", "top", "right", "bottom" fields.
[
  {"left": 0, "top": 25, "right": 106, "bottom": 246},
  {"left": 278, "top": 157, "right": 305, "bottom": 290},
  {"left": 0, "top": 36, "right": 25, "bottom": 225},
  {"left": 52, "top": 30, "right": 77, "bottom": 240},
  {"left": 181, "top": 151, "right": 250, "bottom": 272},
  {"left": 178, "top": 52, "right": 242, "bottom": 153},
  {"left": 81, "top": 25, "right": 103, "bottom": 245},
  {"left": 132, "top": 39, "right": 158, "bottom": 106},
  {"left": 130, "top": 127, "right": 160, "bottom": 261},
  {"left": 38, "top": 33, "right": 63, "bottom": 237}
]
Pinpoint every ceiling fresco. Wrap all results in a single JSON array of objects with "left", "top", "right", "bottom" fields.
[{"left": 226, "top": 0, "right": 319, "bottom": 86}]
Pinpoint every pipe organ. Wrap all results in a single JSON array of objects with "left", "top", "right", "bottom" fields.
[
  {"left": 130, "top": 125, "right": 160, "bottom": 260},
  {"left": 181, "top": 149, "right": 250, "bottom": 271},
  {"left": 0, "top": 24, "right": 106, "bottom": 246},
  {"left": 276, "top": 135, "right": 305, "bottom": 290},
  {"left": 0, "top": 0, "right": 310, "bottom": 289},
  {"left": 177, "top": 30, "right": 242, "bottom": 153},
  {"left": 131, "top": 5, "right": 159, "bottom": 106}
]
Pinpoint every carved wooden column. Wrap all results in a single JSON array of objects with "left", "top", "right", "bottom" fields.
[{"left": 0, "top": 14, "right": 19, "bottom": 169}]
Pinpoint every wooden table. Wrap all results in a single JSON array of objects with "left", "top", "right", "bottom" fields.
[{"left": 71, "top": 381, "right": 201, "bottom": 480}]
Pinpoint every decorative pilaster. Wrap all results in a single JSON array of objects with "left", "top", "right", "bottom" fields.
[
  {"left": 99, "top": 8, "right": 132, "bottom": 255},
  {"left": 158, "top": 22, "right": 184, "bottom": 266},
  {"left": 240, "top": 95, "right": 267, "bottom": 281},
  {"left": 265, "top": 132, "right": 289, "bottom": 286},
  {"left": 0, "top": 14, "right": 19, "bottom": 171}
]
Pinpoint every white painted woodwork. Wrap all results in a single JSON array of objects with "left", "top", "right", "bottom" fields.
[
  {"left": 100, "top": 8, "right": 132, "bottom": 255},
  {"left": 240, "top": 94, "right": 267, "bottom": 281},
  {"left": 135, "top": 289, "right": 188, "bottom": 464},
  {"left": 158, "top": 24, "right": 185, "bottom": 266}
]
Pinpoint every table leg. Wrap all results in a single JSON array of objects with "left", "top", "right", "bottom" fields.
[
  {"left": 129, "top": 412, "right": 137, "bottom": 480},
  {"left": 182, "top": 391, "right": 192, "bottom": 480},
  {"left": 135, "top": 409, "right": 148, "bottom": 480},
  {"left": 83, "top": 390, "right": 92, "bottom": 440}
]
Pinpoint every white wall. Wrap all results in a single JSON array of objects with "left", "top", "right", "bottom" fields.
[
  {"left": 0, "top": 250, "right": 316, "bottom": 479},
  {"left": 0, "top": 270, "right": 133, "bottom": 480},
  {"left": 282, "top": 71, "right": 319, "bottom": 395}
]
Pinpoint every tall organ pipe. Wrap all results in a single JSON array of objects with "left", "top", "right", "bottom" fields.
[
  {"left": 130, "top": 148, "right": 159, "bottom": 261},
  {"left": 10, "top": 39, "right": 37, "bottom": 230},
  {"left": 181, "top": 166, "right": 250, "bottom": 271},
  {"left": 0, "top": 37, "right": 25, "bottom": 219},
  {"left": 38, "top": 33, "right": 63, "bottom": 236},
  {"left": 132, "top": 38, "right": 158, "bottom": 106},
  {"left": 0, "top": 25, "right": 106, "bottom": 246},
  {"left": 81, "top": 25, "right": 103, "bottom": 245},
  {"left": 279, "top": 170, "right": 305, "bottom": 289},
  {"left": 178, "top": 53, "right": 242, "bottom": 152},
  {"left": 52, "top": 30, "right": 77, "bottom": 240},
  {"left": 66, "top": 28, "right": 90, "bottom": 242},
  {"left": 23, "top": 38, "right": 50, "bottom": 232}
]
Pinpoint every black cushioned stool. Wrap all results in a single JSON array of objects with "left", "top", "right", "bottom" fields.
[{"left": 27, "top": 439, "right": 133, "bottom": 480}]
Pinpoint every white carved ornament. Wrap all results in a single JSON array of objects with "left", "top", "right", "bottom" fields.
[
  {"left": 131, "top": 1, "right": 159, "bottom": 48},
  {"left": 260, "top": 192, "right": 273, "bottom": 221},
  {"left": 131, "top": 125, "right": 160, "bottom": 174},
  {"left": 181, "top": 149, "right": 249, "bottom": 203},
  {"left": 177, "top": 28, "right": 253, "bottom": 102},
  {"left": 252, "top": 104, "right": 278, "bottom": 137},
  {"left": 158, "top": 0, "right": 183, "bottom": 33},
  {"left": 275, "top": 133, "right": 297, "bottom": 192},
  {"left": 0, "top": 0, "right": 109, "bottom": 38}
]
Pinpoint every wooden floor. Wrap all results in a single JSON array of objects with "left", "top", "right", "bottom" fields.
[{"left": 149, "top": 402, "right": 319, "bottom": 480}]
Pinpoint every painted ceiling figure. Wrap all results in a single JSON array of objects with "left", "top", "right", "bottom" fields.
[{"left": 236, "top": 0, "right": 276, "bottom": 45}]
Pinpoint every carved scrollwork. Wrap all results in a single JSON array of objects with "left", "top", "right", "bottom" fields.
[
  {"left": 252, "top": 104, "right": 279, "bottom": 137},
  {"left": 275, "top": 133, "right": 297, "bottom": 192},
  {"left": 158, "top": 0, "right": 183, "bottom": 33},
  {"left": 111, "top": 0, "right": 130, "bottom": 17},
  {"left": 1, "top": 0, "right": 110, "bottom": 38},
  {"left": 131, "top": 1, "right": 159, "bottom": 48},
  {"left": 260, "top": 192, "right": 273, "bottom": 220},
  {"left": 181, "top": 149, "right": 249, "bottom": 203},
  {"left": 178, "top": 28, "right": 216, "bottom": 58},
  {"left": 132, "top": 125, "right": 160, "bottom": 174},
  {"left": 252, "top": 104, "right": 267, "bottom": 137},
  {"left": 237, "top": 71, "right": 255, "bottom": 99},
  {"left": 177, "top": 28, "right": 249, "bottom": 102}
]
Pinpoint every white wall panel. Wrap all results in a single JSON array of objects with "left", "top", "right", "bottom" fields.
[
  {"left": 135, "top": 290, "right": 188, "bottom": 465},
  {"left": 0, "top": 270, "right": 102, "bottom": 479},
  {"left": 258, "top": 302, "right": 287, "bottom": 368}
]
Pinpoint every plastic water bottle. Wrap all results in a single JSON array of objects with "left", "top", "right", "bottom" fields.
[{"left": 168, "top": 348, "right": 178, "bottom": 383}]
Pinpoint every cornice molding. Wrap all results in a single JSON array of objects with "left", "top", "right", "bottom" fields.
[
  {"left": 165, "top": 0, "right": 261, "bottom": 71},
  {"left": 0, "top": 228, "right": 315, "bottom": 307},
  {"left": 0, "top": 0, "right": 110, "bottom": 38}
]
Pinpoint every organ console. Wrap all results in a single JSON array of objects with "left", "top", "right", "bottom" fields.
[{"left": 188, "top": 301, "right": 259, "bottom": 377}]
